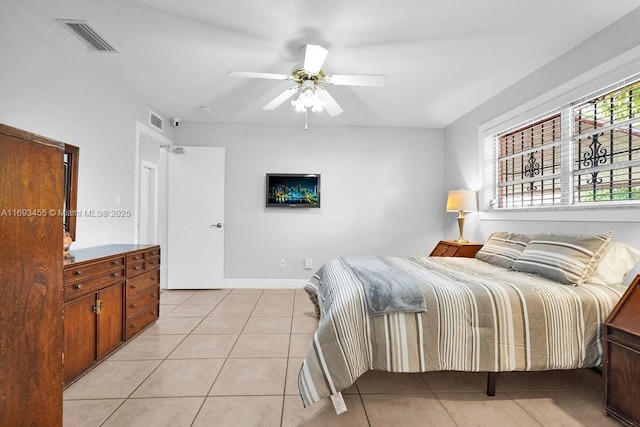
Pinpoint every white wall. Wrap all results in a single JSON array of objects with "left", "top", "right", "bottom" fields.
[
  {"left": 175, "top": 122, "right": 444, "bottom": 279},
  {"left": 0, "top": 1, "right": 443, "bottom": 282},
  {"left": 0, "top": 1, "right": 172, "bottom": 249},
  {"left": 443, "top": 7, "right": 640, "bottom": 282}
]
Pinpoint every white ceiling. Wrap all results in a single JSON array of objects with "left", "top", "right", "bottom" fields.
[{"left": 15, "top": 0, "right": 640, "bottom": 128}]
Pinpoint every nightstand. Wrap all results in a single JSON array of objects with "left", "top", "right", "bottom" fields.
[
  {"left": 603, "top": 274, "right": 640, "bottom": 426},
  {"left": 429, "top": 240, "right": 483, "bottom": 258}
]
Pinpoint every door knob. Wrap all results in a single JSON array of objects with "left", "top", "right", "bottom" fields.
[{"left": 211, "top": 223, "right": 223, "bottom": 228}]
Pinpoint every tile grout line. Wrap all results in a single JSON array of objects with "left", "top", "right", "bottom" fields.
[
  {"left": 189, "top": 289, "right": 262, "bottom": 426},
  {"left": 99, "top": 290, "right": 203, "bottom": 426},
  {"left": 280, "top": 299, "right": 295, "bottom": 427},
  {"left": 99, "top": 289, "right": 234, "bottom": 426}
]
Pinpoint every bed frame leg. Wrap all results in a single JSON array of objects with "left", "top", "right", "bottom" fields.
[{"left": 486, "top": 372, "right": 496, "bottom": 396}]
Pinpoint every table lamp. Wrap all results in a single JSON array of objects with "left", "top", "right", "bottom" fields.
[{"left": 446, "top": 189, "right": 477, "bottom": 243}]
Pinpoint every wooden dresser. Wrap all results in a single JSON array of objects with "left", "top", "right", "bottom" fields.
[
  {"left": 603, "top": 274, "right": 640, "bottom": 426},
  {"left": 430, "top": 240, "right": 483, "bottom": 258},
  {"left": 63, "top": 244, "right": 160, "bottom": 385}
]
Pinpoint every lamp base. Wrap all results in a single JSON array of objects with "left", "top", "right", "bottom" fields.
[{"left": 456, "top": 214, "right": 467, "bottom": 244}]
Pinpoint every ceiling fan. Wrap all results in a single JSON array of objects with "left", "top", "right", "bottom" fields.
[{"left": 228, "top": 44, "right": 386, "bottom": 117}]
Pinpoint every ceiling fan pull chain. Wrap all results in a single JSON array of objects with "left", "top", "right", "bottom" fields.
[{"left": 305, "top": 109, "right": 308, "bottom": 130}]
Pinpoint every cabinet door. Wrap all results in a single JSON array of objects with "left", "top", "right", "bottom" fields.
[
  {"left": 97, "top": 283, "right": 124, "bottom": 358},
  {"left": 64, "top": 294, "right": 97, "bottom": 382},
  {"left": 1, "top": 125, "right": 64, "bottom": 426}
]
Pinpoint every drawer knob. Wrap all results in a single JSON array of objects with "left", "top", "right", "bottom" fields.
[
  {"left": 111, "top": 261, "right": 119, "bottom": 266},
  {"left": 74, "top": 284, "right": 82, "bottom": 290},
  {"left": 133, "top": 256, "right": 140, "bottom": 260},
  {"left": 151, "top": 293, "right": 157, "bottom": 298},
  {"left": 74, "top": 270, "right": 82, "bottom": 276},
  {"left": 133, "top": 266, "right": 140, "bottom": 270},
  {"left": 111, "top": 272, "right": 119, "bottom": 278},
  {"left": 151, "top": 311, "right": 156, "bottom": 315},
  {"left": 151, "top": 276, "right": 157, "bottom": 281},
  {"left": 130, "top": 304, "right": 137, "bottom": 308},
  {"left": 130, "top": 324, "right": 136, "bottom": 328},
  {"left": 130, "top": 284, "right": 137, "bottom": 289},
  {"left": 149, "top": 261, "right": 155, "bottom": 265}
]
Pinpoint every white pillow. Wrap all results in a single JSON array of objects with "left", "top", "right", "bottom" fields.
[{"left": 587, "top": 241, "right": 640, "bottom": 286}]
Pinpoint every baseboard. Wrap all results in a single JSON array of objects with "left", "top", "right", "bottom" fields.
[
  {"left": 162, "top": 278, "right": 309, "bottom": 290},
  {"left": 222, "top": 278, "right": 308, "bottom": 289}
]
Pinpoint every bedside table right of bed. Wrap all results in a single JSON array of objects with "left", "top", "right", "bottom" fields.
[{"left": 429, "top": 240, "right": 483, "bottom": 258}]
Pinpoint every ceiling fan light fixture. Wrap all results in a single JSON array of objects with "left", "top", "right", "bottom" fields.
[
  {"left": 291, "top": 87, "right": 325, "bottom": 113},
  {"left": 230, "top": 44, "right": 383, "bottom": 118}
]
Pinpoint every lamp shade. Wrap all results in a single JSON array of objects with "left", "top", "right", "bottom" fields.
[{"left": 446, "top": 189, "right": 477, "bottom": 212}]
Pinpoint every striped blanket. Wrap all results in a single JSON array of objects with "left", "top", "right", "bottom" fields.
[{"left": 298, "top": 256, "right": 625, "bottom": 408}]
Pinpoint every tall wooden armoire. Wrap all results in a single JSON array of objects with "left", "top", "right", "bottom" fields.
[{"left": 0, "top": 123, "right": 64, "bottom": 425}]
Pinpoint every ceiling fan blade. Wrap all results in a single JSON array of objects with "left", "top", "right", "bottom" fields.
[
  {"left": 228, "top": 71, "right": 291, "bottom": 80},
  {"left": 316, "top": 89, "right": 343, "bottom": 116},
  {"left": 327, "top": 74, "right": 387, "bottom": 86},
  {"left": 262, "top": 86, "right": 300, "bottom": 111},
  {"left": 303, "top": 44, "right": 328, "bottom": 74}
]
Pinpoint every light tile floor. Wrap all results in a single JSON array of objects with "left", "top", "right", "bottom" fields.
[{"left": 63, "top": 288, "right": 620, "bottom": 426}]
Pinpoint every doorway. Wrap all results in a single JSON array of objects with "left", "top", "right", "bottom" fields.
[
  {"left": 139, "top": 160, "right": 158, "bottom": 244},
  {"left": 135, "top": 122, "right": 171, "bottom": 287}
]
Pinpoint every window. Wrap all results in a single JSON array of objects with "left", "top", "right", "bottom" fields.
[
  {"left": 573, "top": 83, "right": 640, "bottom": 203},
  {"left": 486, "top": 76, "right": 640, "bottom": 210},
  {"left": 497, "top": 114, "right": 562, "bottom": 208}
]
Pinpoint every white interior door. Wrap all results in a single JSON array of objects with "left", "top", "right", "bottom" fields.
[
  {"left": 139, "top": 160, "right": 158, "bottom": 244},
  {"left": 167, "top": 146, "right": 225, "bottom": 288}
]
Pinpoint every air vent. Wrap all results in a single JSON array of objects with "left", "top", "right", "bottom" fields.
[
  {"left": 149, "top": 111, "right": 164, "bottom": 133},
  {"left": 56, "top": 19, "right": 118, "bottom": 52}
]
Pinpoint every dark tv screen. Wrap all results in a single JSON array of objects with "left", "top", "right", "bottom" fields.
[{"left": 266, "top": 173, "right": 321, "bottom": 208}]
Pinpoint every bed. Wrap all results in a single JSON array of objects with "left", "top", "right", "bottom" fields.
[{"left": 297, "top": 232, "right": 640, "bottom": 411}]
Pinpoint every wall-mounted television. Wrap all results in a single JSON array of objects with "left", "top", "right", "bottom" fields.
[{"left": 266, "top": 173, "right": 321, "bottom": 208}]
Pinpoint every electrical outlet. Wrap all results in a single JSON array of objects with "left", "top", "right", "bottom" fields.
[
  {"left": 304, "top": 258, "right": 313, "bottom": 270},
  {"left": 280, "top": 259, "right": 286, "bottom": 268}
]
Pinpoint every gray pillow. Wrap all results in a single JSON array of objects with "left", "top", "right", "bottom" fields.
[
  {"left": 475, "top": 231, "right": 531, "bottom": 269},
  {"left": 511, "top": 232, "right": 612, "bottom": 285}
]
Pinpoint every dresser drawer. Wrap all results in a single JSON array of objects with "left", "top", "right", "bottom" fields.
[
  {"left": 126, "top": 251, "right": 146, "bottom": 264},
  {"left": 126, "top": 260, "right": 146, "bottom": 277},
  {"left": 126, "top": 269, "right": 160, "bottom": 298},
  {"left": 146, "top": 256, "right": 160, "bottom": 269},
  {"left": 126, "top": 285, "right": 160, "bottom": 318},
  {"left": 126, "top": 259, "right": 160, "bottom": 277},
  {"left": 126, "top": 248, "right": 160, "bottom": 264},
  {"left": 431, "top": 243, "right": 460, "bottom": 257},
  {"left": 429, "top": 241, "right": 483, "bottom": 258},
  {"left": 64, "top": 256, "right": 125, "bottom": 283},
  {"left": 64, "top": 268, "right": 125, "bottom": 301},
  {"left": 146, "top": 247, "right": 160, "bottom": 257},
  {"left": 125, "top": 303, "right": 159, "bottom": 339}
]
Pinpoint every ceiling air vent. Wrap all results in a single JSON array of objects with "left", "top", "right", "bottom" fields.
[
  {"left": 56, "top": 19, "right": 118, "bottom": 52},
  {"left": 149, "top": 111, "right": 164, "bottom": 133}
]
